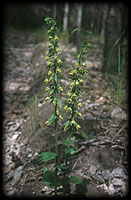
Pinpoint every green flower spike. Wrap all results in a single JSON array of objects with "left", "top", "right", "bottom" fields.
[{"left": 64, "top": 40, "right": 91, "bottom": 133}]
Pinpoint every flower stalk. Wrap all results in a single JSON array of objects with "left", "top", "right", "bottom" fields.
[
  {"left": 64, "top": 40, "right": 91, "bottom": 133},
  {"left": 63, "top": 41, "right": 91, "bottom": 184},
  {"left": 44, "top": 17, "right": 63, "bottom": 195}
]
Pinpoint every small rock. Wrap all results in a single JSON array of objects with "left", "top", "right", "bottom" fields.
[
  {"left": 102, "top": 170, "right": 111, "bottom": 181},
  {"left": 17, "top": 166, "right": 23, "bottom": 171},
  {"left": 7, "top": 189, "right": 16, "bottom": 196},
  {"left": 96, "top": 96, "right": 105, "bottom": 103},
  {"left": 41, "top": 186, "right": 53, "bottom": 196},
  {"left": 38, "top": 103, "right": 42, "bottom": 107},
  {"left": 111, "top": 108, "right": 127, "bottom": 120},
  {"left": 8, "top": 125, "right": 19, "bottom": 132},
  {"left": 34, "top": 152, "right": 38, "bottom": 157},
  {"left": 111, "top": 178, "right": 125, "bottom": 186},
  {"left": 4, "top": 170, "right": 14, "bottom": 183},
  {"left": 75, "top": 170, "right": 84, "bottom": 177},
  {"left": 20, "top": 143, "right": 24, "bottom": 147},
  {"left": 27, "top": 153, "right": 32, "bottom": 158},
  {"left": 41, "top": 186, "right": 49, "bottom": 193},
  {"left": 45, "top": 191, "right": 52, "bottom": 196},
  {"left": 12, "top": 133, "right": 19, "bottom": 140},
  {"left": 13, "top": 166, "right": 23, "bottom": 183},
  {"left": 8, "top": 121, "right": 15, "bottom": 126},
  {"left": 89, "top": 165, "right": 97, "bottom": 176},
  {"left": 111, "top": 167, "right": 125, "bottom": 178},
  {"left": 108, "top": 184, "right": 115, "bottom": 195},
  {"left": 96, "top": 174, "right": 104, "bottom": 183},
  {"left": 102, "top": 183, "right": 109, "bottom": 193},
  {"left": 115, "top": 187, "right": 121, "bottom": 194},
  {"left": 86, "top": 112, "right": 94, "bottom": 120},
  {"left": 121, "top": 183, "right": 128, "bottom": 194},
  {"left": 4, "top": 155, "right": 12, "bottom": 165}
]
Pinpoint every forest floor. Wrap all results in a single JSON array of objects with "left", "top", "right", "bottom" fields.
[{"left": 3, "top": 29, "right": 128, "bottom": 198}]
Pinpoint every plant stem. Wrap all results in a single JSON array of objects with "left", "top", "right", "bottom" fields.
[
  {"left": 55, "top": 111, "right": 58, "bottom": 195},
  {"left": 54, "top": 61, "right": 58, "bottom": 195}
]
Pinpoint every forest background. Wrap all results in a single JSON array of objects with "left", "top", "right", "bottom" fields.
[{"left": 3, "top": 2, "right": 128, "bottom": 94}]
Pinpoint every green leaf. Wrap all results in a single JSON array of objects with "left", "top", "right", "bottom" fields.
[
  {"left": 43, "top": 170, "right": 54, "bottom": 183},
  {"left": 49, "top": 88, "right": 55, "bottom": 95},
  {"left": 65, "top": 147, "right": 77, "bottom": 155},
  {"left": 38, "top": 152, "right": 56, "bottom": 162},
  {"left": 57, "top": 99, "right": 62, "bottom": 107},
  {"left": 54, "top": 74, "right": 57, "bottom": 82},
  {"left": 43, "top": 170, "right": 62, "bottom": 189},
  {"left": 77, "top": 54, "right": 81, "bottom": 59},
  {"left": 86, "top": 31, "right": 93, "bottom": 35},
  {"left": 48, "top": 114, "right": 56, "bottom": 125},
  {"left": 44, "top": 181, "right": 55, "bottom": 189},
  {"left": 82, "top": 132, "right": 88, "bottom": 140},
  {"left": 71, "top": 28, "right": 79, "bottom": 35},
  {"left": 35, "top": 96, "right": 38, "bottom": 104},
  {"left": 60, "top": 139, "right": 76, "bottom": 146},
  {"left": 65, "top": 120, "right": 71, "bottom": 129},
  {"left": 68, "top": 176, "right": 83, "bottom": 184}
]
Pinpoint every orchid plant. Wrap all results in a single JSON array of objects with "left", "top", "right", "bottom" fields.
[{"left": 38, "top": 17, "right": 91, "bottom": 196}]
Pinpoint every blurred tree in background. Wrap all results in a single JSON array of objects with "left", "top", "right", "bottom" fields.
[
  {"left": 102, "top": 3, "right": 128, "bottom": 74},
  {"left": 4, "top": 3, "right": 42, "bottom": 29},
  {"left": 3, "top": 2, "right": 128, "bottom": 74}
]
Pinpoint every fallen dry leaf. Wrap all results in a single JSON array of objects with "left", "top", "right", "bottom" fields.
[{"left": 96, "top": 96, "right": 105, "bottom": 103}]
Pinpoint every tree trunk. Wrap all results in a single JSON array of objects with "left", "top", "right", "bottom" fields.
[
  {"left": 77, "top": 3, "right": 83, "bottom": 52},
  {"left": 101, "top": 5, "right": 108, "bottom": 36},
  {"left": 63, "top": 3, "right": 69, "bottom": 32},
  {"left": 53, "top": 4, "right": 57, "bottom": 20},
  {"left": 102, "top": 4, "right": 123, "bottom": 74}
]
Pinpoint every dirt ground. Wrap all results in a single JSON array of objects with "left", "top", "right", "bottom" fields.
[{"left": 3, "top": 30, "right": 128, "bottom": 198}]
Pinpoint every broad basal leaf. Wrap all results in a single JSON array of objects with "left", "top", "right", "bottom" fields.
[
  {"left": 38, "top": 152, "right": 56, "bottom": 162},
  {"left": 43, "top": 170, "right": 62, "bottom": 189},
  {"left": 68, "top": 176, "right": 83, "bottom": 184}
]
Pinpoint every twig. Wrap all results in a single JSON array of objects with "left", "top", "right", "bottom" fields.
[
  {"left": 111, "top": 121, "right": 128, "bottom": 142},
  {"left": 27, "top": 163, "right": 55, "bottom": 181},
  {"left": 18, "top": 174, "right": 28, "bottom": 196},
  {"left": 28, "top": 171, "right": 43, "bottom": 181},
  {"left": 23, "top": 159, "right": 33, "bottom": 168}
]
